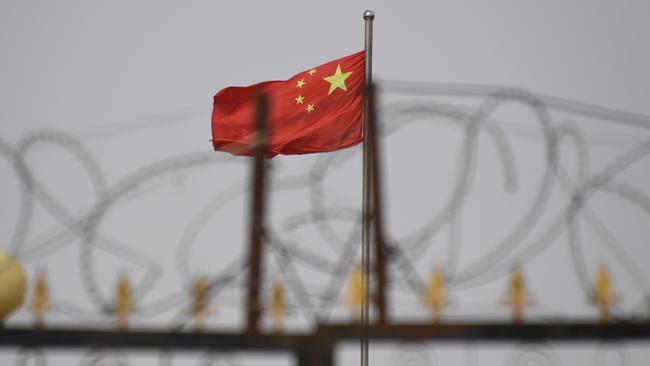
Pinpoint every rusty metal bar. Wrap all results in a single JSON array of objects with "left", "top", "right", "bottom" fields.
[{"left": 245, "top": 94, "right": 269, "bottom": 334}]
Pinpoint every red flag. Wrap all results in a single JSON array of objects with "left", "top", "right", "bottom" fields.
[{"left": 211, "top": 51, "right": 364, "bottom": 157}]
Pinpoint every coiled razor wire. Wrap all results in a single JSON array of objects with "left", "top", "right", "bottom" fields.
[{"left": 1, "top": 84, "right": 650, "bottom": 325}]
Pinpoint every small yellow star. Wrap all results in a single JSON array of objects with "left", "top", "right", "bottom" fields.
[
  {"left": 323, "top": 64, "right": 352, "bottom": 95},
  {"left": 296, "top": 79, "right": 305, "bottom": 88},
  {"left": 295, "top": 95, "right": 304, "bottom": 104},
  {"left": 308, "top": 69, "right": 317, "bottom": 76},
  {"left": 305, "top": 104, "right": 315, "bottom": 113}
]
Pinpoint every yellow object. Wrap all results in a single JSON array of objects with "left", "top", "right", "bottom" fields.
[
  {"left": 502, "top": 265, "right": 533, "bottom": 323},
  {"left": 0, "top": 251, "right": 26, "bottom": 320},
  {"left": 346, "top": 265, "right": 365, "bottom": 321},
  {"left": 422, "top": 268, "right": 450, "bottom": 323},
  {"left": 269, "top": 280, "right": 285, "bottom": 332},
  {"left": 29, "top": 270, "right": 50, "bottom": 327},
  {"left": 114, "top": 273, "right": 134, "bottom": 330},
  {"left": 191, "top": 276, "right": 212, "bottom": 332},
  {"left": 323, "top": 65, "right": 353, "bottom": 95},
  {"left": 592, "top": 263, "right": 620, "bottom": 322}
]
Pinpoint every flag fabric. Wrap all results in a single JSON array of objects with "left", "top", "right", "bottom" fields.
[{"left": 211, "top": 51, "right": 364, "bottom": 157}]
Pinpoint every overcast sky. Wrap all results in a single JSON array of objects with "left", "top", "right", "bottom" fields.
[{"left": 2, "top": 1, "right": 650, "bottom": 365}]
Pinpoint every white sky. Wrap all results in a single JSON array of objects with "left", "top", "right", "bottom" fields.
[{"left": 2, "top": 1, "right": 650, "bottom": 365}]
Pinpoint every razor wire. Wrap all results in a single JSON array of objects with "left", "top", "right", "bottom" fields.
[{"left": 1, "top": 84, "right": 650, "bottom": 326}]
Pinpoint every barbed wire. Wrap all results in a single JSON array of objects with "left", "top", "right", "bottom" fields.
[{"left": 1, "top": 83, "right": 650, "bottom": 328}]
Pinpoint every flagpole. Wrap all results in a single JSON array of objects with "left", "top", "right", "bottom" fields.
[{"left": 361, "top": 9, "right": 374, "bottom": 366}]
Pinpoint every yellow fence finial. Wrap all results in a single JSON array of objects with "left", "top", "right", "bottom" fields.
[
  {"left": 592, "top": 263, "right": 621, "bottom": 322},
  {"left": 30, "top": 270, "right": 50, "bottom": 328},
  {"left": 346, "top": 265, "right": 365, "bottom": 322},
  {"left": 501, "top": 264, "right": 533, "bottom": 323},
  {"left": 115, "top": 273, "right": 134, "bottom": 330},
  {"left": 269, "top": 279, "right": 286, "bottom": 333},
  {"left": 191, "top": 276, "right": 212, "bottom": 332},
  {"left": 422, "top": 267, "right": 450, "bottom": 323}
]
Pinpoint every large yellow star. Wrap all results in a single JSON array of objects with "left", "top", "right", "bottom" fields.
[{"left": 323, "top": 65, "right": 352, "bottom": 95}]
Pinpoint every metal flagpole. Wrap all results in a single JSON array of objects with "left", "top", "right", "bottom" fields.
[{"left": 361, "top": 9, "right": 374, "bottom": 366}]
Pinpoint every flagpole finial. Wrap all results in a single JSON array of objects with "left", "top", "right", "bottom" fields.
[{"left": 363, "top": 10, "right": 375, "bottom": 20}]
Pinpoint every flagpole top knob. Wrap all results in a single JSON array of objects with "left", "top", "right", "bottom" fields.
[{"left": 363, "top": 10, "right": 375, "bottom": 20}]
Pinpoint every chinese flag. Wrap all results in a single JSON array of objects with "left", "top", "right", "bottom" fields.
[{"left": 211, "top": 51, "right": 364, "bottom": 157}]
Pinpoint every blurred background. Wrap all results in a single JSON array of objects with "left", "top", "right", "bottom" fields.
[{"left": 1, "top": 1, "right": 650, "bottom": 365}]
